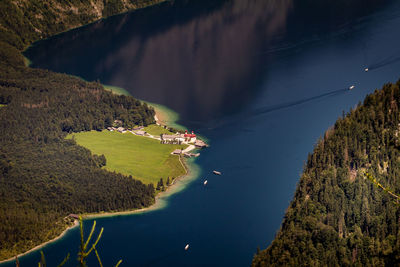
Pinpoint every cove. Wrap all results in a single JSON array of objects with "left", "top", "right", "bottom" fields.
[{"left": 6, "top": 0, "right": 400, "bottom": 266}]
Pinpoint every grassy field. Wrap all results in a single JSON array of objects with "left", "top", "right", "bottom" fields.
[
  {"left": 67, "top": 130, "right": 187, "bottom": 185},
  {"left": 143, "top": 124, "right": 174, "bottom": 136}
]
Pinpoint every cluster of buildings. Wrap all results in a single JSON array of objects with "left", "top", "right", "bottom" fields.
[
  {"left": 161, "top": 131, "right": 208, "bottom": 148},
  {"left": 106, "top": 124, "right": 208, "bottom": 157},
  {"left": 107, "top": 126, "right": 147, "bottom": 136}
]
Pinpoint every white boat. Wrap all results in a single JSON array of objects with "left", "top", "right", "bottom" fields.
[
  {"left": 185, "top": 244, "right": 189, "bottom": 250},
  {"left": 213, "top": 170, "right": 222, "bottom": 175},
  {"left": 349, "top": 85, "right": 355, "bottom": 90},
  {"left": 204, "top": 180, "right": 208, "bottom": 185},
  {"left": 364, "top": 68, "right": 369, "bottom": 72}
]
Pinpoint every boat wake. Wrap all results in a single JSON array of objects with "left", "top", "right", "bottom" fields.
[
  {"left": 200, "top": 87, "right": 349, "bottom": 131},
  {"left": 249, "top": 88, "right": 348, "bottom": 117},
  {"left": 366, "top": 54, "right": 400, "bottom": 71}
]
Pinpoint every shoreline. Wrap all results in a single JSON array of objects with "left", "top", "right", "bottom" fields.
[
  {"left": 0, "top": 87, "right": 201, "bottom": 265},
  {"left": 102, "top": 84, "right": 179, "bottom": 128},
  {"left": 82, "top": 156, "right": 197, "bottom": 219},
  {"left": 0, "top": 220, "right": 79, "bottom": 265},
  {"left": 21, "top": 0, "right": 168, "bottom": 53},
  {"left": 3, "top": 1, "right": 200, "bottom": 263},
  {"left": 145, "top": 100, "right": 186, "bottom": 131}
]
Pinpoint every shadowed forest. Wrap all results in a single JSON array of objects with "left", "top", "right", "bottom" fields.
[
  {"left": 0, "top": 0, "right": 163, "bottom": 260},
  {"left": 253, "top": 81, "right": 400, "bottom": 266}
]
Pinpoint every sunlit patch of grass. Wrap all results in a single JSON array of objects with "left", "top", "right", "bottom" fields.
[{"left": 67, "top": 130, "right": 187, "bottom": 185}]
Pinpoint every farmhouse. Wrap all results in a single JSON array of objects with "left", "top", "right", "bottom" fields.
[
  {"left": 134, "top": 130, "right": 147, "bottom": 136},
  {"left": 161, "top": 134, "right": 184, "bottom": 144},
  {"left": 117, "top": 127, "right": 127, "bottom": 133},
  {"left": 172, "top": 149, "right": 183, "bottom": 155},
  {"left": 184, "top": 130, "right": 197, "bottom": 143}
]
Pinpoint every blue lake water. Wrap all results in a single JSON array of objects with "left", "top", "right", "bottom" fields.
[{"left": 6, "top": 0, "right": 400, "bottom": 265}]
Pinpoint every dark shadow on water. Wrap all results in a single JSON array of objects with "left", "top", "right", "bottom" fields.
[{"left": 198, "top": 88, "right": 349, "bottom": 132}]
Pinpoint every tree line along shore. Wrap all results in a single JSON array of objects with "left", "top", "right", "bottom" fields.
[
  {"left": 0, "top": 0, "right": 178, "bottom": 261},
  {"left": 253, "top": 80, "right": 400, "bottom": 266},
  {"left": 2, "top": 0, "right": 400, "bottom": 265}
]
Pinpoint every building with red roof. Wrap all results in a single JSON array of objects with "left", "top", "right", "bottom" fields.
[{"left": 184, "top": 130, "right": 197, "bottom": 142}]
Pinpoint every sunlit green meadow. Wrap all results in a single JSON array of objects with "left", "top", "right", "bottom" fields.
[
  {"left": 67, "top": 130, "right": 187, "bottom": 185},
  {"left": 143, "top": 124, "right": 174, "bottom": 136}
]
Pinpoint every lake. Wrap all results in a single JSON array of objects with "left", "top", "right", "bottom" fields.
[{"left": 7, "top": 0, "right": 400, "bottom": 265}]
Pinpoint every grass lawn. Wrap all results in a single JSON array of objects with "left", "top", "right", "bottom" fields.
[
  {"left": 67, "top": 130, "right": 187, "bottom": 185},
  {"left": 143, "top": 124, "right": 174, "bottom": 136}
]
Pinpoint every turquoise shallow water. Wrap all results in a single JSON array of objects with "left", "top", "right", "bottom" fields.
[{"left": 6, "top": 0, "right": 400, "bottom": 265}]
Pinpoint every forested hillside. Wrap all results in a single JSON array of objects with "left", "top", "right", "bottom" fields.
[
  {"left": 0, "top": 0, "right": 165, "bottom": 50},
  {"left": 252, "top": 81, "right": 400, "bottom": 266},
  {"left": 0, "top": 0, "right": 164, "bottom": 261},
  {"left": 0, "top": 50, "right": 156, "bottom": 261}
]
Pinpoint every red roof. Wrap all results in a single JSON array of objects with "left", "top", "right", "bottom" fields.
[{"left": 184, "top": 130, "right": 196, "bottom": 138}]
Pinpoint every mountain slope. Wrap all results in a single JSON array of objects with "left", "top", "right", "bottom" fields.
[
  {"left": 253, "top": 81, "right": 400, "bottom": 266},
  {"left": 0, "top": 0, "right": 164, "bottom": 260},
  {"left": 0, "top": 0, "right": 166, "bottom": 50}
]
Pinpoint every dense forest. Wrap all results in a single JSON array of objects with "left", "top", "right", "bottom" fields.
[
  {"left": 0, "top": 0, "right": 166, "bottom": 50},
  {"left": 252, "top": 81, "right": 400, "bottom": 266},
  {"left": 0, "top": 0, "right": 165, "bottom": 260}
]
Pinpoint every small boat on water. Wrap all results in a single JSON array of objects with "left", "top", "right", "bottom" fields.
[
  {"left": 364, "top": 68, "right": 369, "bottom": 72},
  {"left": 204, "top": 180, "right": 208, "bottom": 185},
  {"left": 185, "top": 244, "right": 190, "bottom": 250},
  {"left": 213, "top": 170, "right": 222, "bottom": 175},
  {"left": 349, "top": 85, "right": 355, "bottom": 90}
]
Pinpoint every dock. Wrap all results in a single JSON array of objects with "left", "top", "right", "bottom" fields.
[{"left": 195, "top": 139, "right": 208, "bottom": 148}]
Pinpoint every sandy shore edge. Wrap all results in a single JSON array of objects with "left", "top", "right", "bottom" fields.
[
  {"left": 0, "top": 99, "right": 199, "bottom": 264},
  {"left": 0, "top": 220, "right": 79, "bottom": 264},
  {"left": 83, "top": 156, "right": 192, "bottom": 219}
]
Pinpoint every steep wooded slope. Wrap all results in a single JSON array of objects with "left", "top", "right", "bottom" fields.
[
  {"left": 253, "top": 81, "right": 400, "bottom": 266},
  {"left": 0, "top": 0, "right": 163, "bottom": 260}
]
